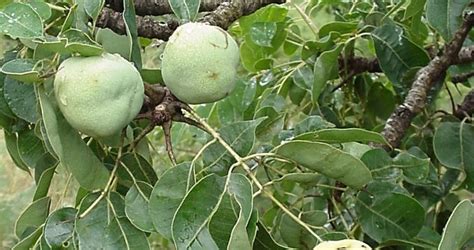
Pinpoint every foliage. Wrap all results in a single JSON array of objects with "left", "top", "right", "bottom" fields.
[{"left": 0, "top": 0, "right": 473, "bottom": 249}]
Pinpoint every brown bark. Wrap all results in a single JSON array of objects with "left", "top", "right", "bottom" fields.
[
  {"left": 455, "top": 90, "right": 474, "bottom": 120},
  {"left": 97, "top": 0, "right": 285, "bottom": 40}
]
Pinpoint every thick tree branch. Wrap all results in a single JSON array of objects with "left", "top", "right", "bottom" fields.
[
  {"left": 454, "top": 90, "right": 474, "bottom": 119},
  {"left": 381, "top": 13, "right": 474, "bottom": 149},
  {"left": 97, "top": 0, "right": 285, "bottom": 40}
]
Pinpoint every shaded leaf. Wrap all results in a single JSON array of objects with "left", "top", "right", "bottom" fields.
[
  {"left": 356, "top": 192, "right": 425, "bottom": 242},
  {"left": 433, "top": 122, "right": 474, "bottom": 190},
  {"left": 125, "top": 181, "right": 154, "bottom": 232},
  {"left": 312, "top": 44, "right": 342, "bottom": 103},
  {"left": 172, "top": 174, "right": 225, "bottom": 250},
  {"left": 0, "top": 58, "right": 41, "bottom": 83},
  {"left": 372, "top": 23, "right": 429, "bottom": 86},
  {"left": 4, "top": 76, "right": 38, "bottom": 123},
  {"left": 15, "top": 196, "right": 50, "bottom": 238},
  {"left": 426, "top": 0, "right": 471, "bottom": 41},
  {"left": 44, "top": 207, "right": 76, "bottom": 248},
  {"left": 149, "top": 162, "right": 191, "bottom": 239},
  {"left": 203, "top": 119, "right": 263, "bottom": 175}
]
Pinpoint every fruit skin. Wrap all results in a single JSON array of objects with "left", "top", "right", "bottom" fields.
[
  {"left": 313, "top": 239, "right": 372, "bottom": 250},
  {"left": 161, "top": 22, "right": 240, "bottom": 104},
  {"left": 54, "top": 53, "right": 144, "bottom": 139}
]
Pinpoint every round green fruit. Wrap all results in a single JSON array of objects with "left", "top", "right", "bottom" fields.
[
  {"left": 54, "top": 53, "right": 144, "bottom": 139},
  {"left": 161, "top": 22, "right": 240, "bottom": 104}
]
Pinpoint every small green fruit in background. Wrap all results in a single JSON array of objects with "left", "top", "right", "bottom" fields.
[
  {"left": 53, "top": 53, "right": 144, "bottom": 140},
  {"left": 161, "top": 22, "right": 240, "bottom": 104},
  {"left": 313, "top": 239, "right": 372, "bottom": 250}
]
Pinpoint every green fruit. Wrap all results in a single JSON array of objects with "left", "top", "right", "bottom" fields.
[
  {"left": 313, "top": 239, "right": 372, "bottom": 250},
  {"left": 54, "top": 53, "right": 144, "bottom": 139},
  {"left": 161, "top": 22, "right": 240, "bottom": 104}
]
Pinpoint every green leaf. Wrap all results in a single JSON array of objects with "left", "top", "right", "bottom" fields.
[
  {"left": 122, "top": 0, "right": 142, "bottom": 69},
  {"left": 149, "top": 162, "right": 191, "bottom": 239},
  {"left": 312, "top": 44, "right": 342, "bottom": 104},
  {"left": 95, "top": 28, "right": 132, "bottom": 60},
  {"left": 0, "top": 58, "right": 41, "bottom": 83},
  {"left": 393, "top": 149, "right": 430, "bottom": 184},
  {"left": 125, "top": 181, "right": 154, "bottom": 232},
  {"left": 84, "top": 0, "right": 104, "bottom": 21},
  {"left": 0, "top": 3, "right": 43, "bottom": 39},
  {"left": 61, "top": 29, "right": 103, "bottom": 57},
  {"left": 292, "top": 64, "right": 313, "bottom": 90},
  {"left": 4, "top": 76, "right": 38, "bottom": 123},
  {"left": 319, "top": 22, "right": 358, "bottom": 37},
  {"left": 250, "top": 22, "right": 277, "bottom": 47},
  {"left": 203, "top": 119, "right": 263, "bottom": 175},
  {"left": 372, "top": 23, "right": 430, "bottom": 86},
  {"left": 118, "top": 153, "right": 158, "bottom": 187},
  {"left": 439, "top": 199, "right": 474, "bottom": 250},
  {"left": 275, "top": 140, "right": 372, "bottom": 189},
  {"left": 17, "top": 128, "right": 46, "bottom": 168},
  {"left": 403, "top": 0, "right": 426, "bottom": 20},
  {"left": 356, "top": 192, "right": 425, "bottom": 242},
  {"left": 280, "top": 210, "right": 317, "bottom": 248},
  {"left": 44, "top": 207, "right": 76, "bottom": 248},
  {"left": 76, "top": 192, "right": 150, "bottom": 249},
  {"left": 12, "top": 225, "right": 43, "bottom": 250},
  {"left": 168, "top": 0, "right": 201, "bottom": 22},
  {"left": 433, "top": 122, "right": 474, "bottom": 190},
  {"left": 295, "top": 128, "right": 389, "bottom": 145},
  {"left": 15, "top": 196, "right": 50, "bottom": 238},
  {"left": 209, "top": 174, "right": 253, "bottom": 249},
  {"left": 37, "top": 85, "right": 110, "bottom": 191},
  {"left": 27, "top": 2, "right": 51, "bottom": 21},
  {"left": 426, "top": 0, "right": 471, "bottom": 41},
  {"left": 33, "top": 165, "right": 56, "bottom": 201},
  {"left": 253, "top": 222, "right": 286, "bottom": 250},
  {"left": 172, "top": 174, "right": 225, "bottom": 250},
  {"left": 4, "top": 131, "right": 31, "bottom": 173}
]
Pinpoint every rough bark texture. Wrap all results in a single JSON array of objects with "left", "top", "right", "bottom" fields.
[
  {"left": 455, "top": 90, "right": 474, "bottom": 120},
  {"left": 105, "top": 0, "right": 223, "bottom": 16},
  {"left": 381, "top": 13, "right": 474, "bottom": 149},
  {"left": 455, "top": 45, "right": 474, "bottom": 64},
  {"left": 97, "top": 0, "right": 285, "bottom": 40},
  {"left": 97, "top": 8, "right": 179, "bottom": 40}
]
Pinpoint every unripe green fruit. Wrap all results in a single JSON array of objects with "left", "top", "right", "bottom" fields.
[
  {"left": 54, "top": 53, "right": 144, "bottom": 139},
  {"left": 161, "top": 22, "right": 240, "bottom": 104},
  {"left": 313, "top": 239, "right": 372, "bottom": 250}
]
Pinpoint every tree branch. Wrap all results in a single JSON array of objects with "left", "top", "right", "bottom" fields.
[
  {"left": 97, "top": 0, "right": 285, "bottom": 40},
  {"left": 105, "top": 0, "right": 223, "bottom": 16},
  {"left": 455, "top": 45, "right": 474, "bottom": 64},
  {"left": 454, "top": 90, "right": 474, "bottom": 119},
  {"left": 452, "top": 70, "right": 474, "bottom": 83},
  {"left": 381, "top": 13, "right": 474, "bottom": 149}
]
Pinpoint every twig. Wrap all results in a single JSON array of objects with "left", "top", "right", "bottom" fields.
[
  {"left": 79, "top": 145, "right": 124, "bottom": 218},
  {"left": 454, "top": 90, "right": 474, "bottom": 119},
  {"left": 185, "top": 108, "right": 323, "bottom": 243},
  {"left": 451, "top": 70, "right": 474, "bottom": 83}
]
